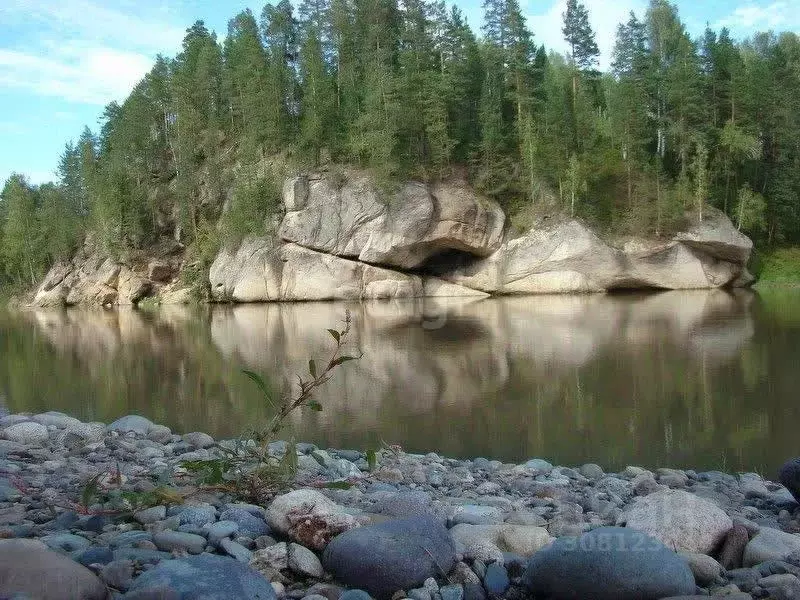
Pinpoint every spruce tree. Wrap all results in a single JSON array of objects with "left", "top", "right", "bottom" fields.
[
  {"left": 261, "top": 1, "right": 299, "bottom": 148},
  {"left": 223, "top": 10, "right": 271, "bottom": 150},
  {"left": 1, "top": 175, "right": 42, "bottom": 284}
]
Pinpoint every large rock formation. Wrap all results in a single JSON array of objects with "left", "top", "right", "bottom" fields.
[
  {"left": 33, "top": 238, "right": 190, "bottom": 307},
  {"left": 279, "top": 172, "right": 506, "bottom": 269},
  {"left": 436, "top": 208, "right": 752, "bottom": 294},
  {"left": 32, "top": 170, "right": 754, "bottom": 305},
  {"left": 208, "top": 238, "right": 485, "bottom": 302},
  {"left": 211, "top": 171, "right": 753, "bottom": 301}
]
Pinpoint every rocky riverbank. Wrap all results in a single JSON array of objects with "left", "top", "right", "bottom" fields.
[
  {"left": 3, "top": 412, "right": 800, "bottom": 599},
  {"left": 31, "top": 170, "right": 754, "bottom": 307}
]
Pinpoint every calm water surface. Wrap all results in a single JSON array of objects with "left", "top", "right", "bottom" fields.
[{"left": 1, "top": 290, "right": 799, "bottom": 474}]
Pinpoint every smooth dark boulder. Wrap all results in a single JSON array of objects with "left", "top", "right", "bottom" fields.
[
  {"left": 125, "top": 554, "right": 276, "bottom": 599},
  {"left": 522, "top": 527, "right": 695, "bottom": 600},
  {"left": 0, "top": 538, "right": 110, "bottom": 600},
  {"left": 779, "top": 458, "right": 800, "bottom": 504},
  {"left": 322, "top": 516, "right": 456, "bottom": 600}
]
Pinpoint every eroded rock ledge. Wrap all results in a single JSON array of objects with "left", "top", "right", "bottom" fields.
[
  {"left": 33, "top": 171, "right": 754, "bottom": 305},
  {"left": 210, "top": 171, "right": 753, "bottom": 302}
]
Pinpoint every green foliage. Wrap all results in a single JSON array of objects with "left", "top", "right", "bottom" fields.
[
  {"left": 754, "top": 248, "right": 800, "bottom": 286},
  {"left": 736, "top": 184, "right": 767, "bottom": 234},
  {"left": 0, "top": 174, "right": 81, "bottom": 286},
  {"left": 366, "top": 447, "right": 377, "bottom": 471},
  {"left": 219, "top": 162, "right": 282, "bottom": 246},
  {"left": 8, "top": 0, "right": 800, "bottom": 289},
  {"left": 563, "top": 0, "right": 599, "bottom": 72},
  {"left": 183, "top": 312, "right": 362, "bottom": 502}
]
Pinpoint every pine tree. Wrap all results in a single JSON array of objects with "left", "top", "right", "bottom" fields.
[
  {"left": 298, "top": 23, "right": 336, "bottom": 163},
  {"left": 692, "top": 141, "right": 709, "bottom": 222},
  {"left": 224, "top": 10, "right": 271, "bottom": 150},
  {"left": 171, "top": 21, "right": 225, "bottom": 241},
  {"left": 611, "top": 12, "right": 651, "bottom": 209},
  {"left": 57, "top": 141, "right": 88, "bottom": 216},
  {"left": 563, "top": 153, "right": 586, "bottom": 217},
  {"left": 476, "top": 43, "right": 513, "bottom": 198},
  {"left": 562, "top": 0, "right": 599, "bottom": 74},
  {"left": 1, "top": 175, "right": 42, "bottom": 284},
  {"left": 329, "top": 0, "right": 359, "bottom": 153},
  {"left": 347, "top": 0, "right": 401, "bottom": 175},
  {"left": 562, "top": 0, "right": 599, "bottom": 152},
  {"left": 261, "top": 2, "right": 299, "bottom": 148},
  {"left": 441, "top": 6, "right": 483, "bottom": 162},
  {"left": 38, "top": 183, "right": 80, "bottom": 263}
]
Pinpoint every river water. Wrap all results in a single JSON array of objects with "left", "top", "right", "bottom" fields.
[{"left": 1, "top": 289, "right": 798, "bottom": 474}]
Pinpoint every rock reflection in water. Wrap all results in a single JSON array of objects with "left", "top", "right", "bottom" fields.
[{"left": 2, "top": 289, "right": 796, "bottom": 473}]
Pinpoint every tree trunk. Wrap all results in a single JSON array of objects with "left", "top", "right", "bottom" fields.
[
  {"left": 627, "top": 160, "right": 632, "bottom": 210},
  {"left": 656, "top": 171, "right": 662, "bottom": 237}
]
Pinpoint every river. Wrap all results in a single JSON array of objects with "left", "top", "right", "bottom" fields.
[{"left": 1, "top": 289, "right": 798, "bottom": 474}]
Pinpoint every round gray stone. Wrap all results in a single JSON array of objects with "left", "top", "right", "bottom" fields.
[
  {"left": 779, "top": 458, "right": 800, "bottom": 504},
  {"left": 153, "top": 531, "right": 207, "bottom": 554},
  {"left": 2, "top": 421, "right": 49, "bottom": 444},
  {"left": 323, "top": 516, "right": 456, "bottom": 600},
  {"left": 126, "top": 553, "right": 276, "bottom": 599},
  {"left": 523, "top": 527, "right": 695, "bottom": 600},
  {"left": 108, "top": 415, "right": 154, "bottom": 435}
]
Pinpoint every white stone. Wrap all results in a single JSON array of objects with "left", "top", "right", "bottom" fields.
[
  {"left": 743, "top": 527, "right": 800, "bottom": 567},
  {"left": 449, "top": 523, "right": 552, "bottom": 559},
  {"left": 620, "top": 489, "right": 732, "bottom": 554},
  {"left": 2, "top": 422, "right": 49, "bottom": 445}
]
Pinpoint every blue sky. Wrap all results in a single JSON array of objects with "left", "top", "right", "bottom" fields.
[{"left": 0, "top": 0, "right": 797, "bottom": 187}]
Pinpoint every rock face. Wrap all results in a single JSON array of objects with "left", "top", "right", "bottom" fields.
[
  {"left": 279, "top": 173, "right": 506, "bottom": 269},
  {"left": 0, "top": 538, "right": 110, "bottom": 600},
  {"left": 209, "top": 172, "right": 753, "bottom": 302},
  {"left": 619, "top": 489, "right": 732, "bottom": 554},
  {"left": 322, "top": 516, "right": 457, "bottom": 600},
  {"left": 522, "top": 527, "right": 696, "bottom": 600},
  {"left": 209, "top": 238, "right": 439, "bottom": 302},
  {"left": 440, "top": 209, "right": 751, "bottom": 294},
  {"left": 33, "top": 237, "right": 182, "bottom": 307},
  {"left": 32, "top": 171, "right": 754, "bottom": 305}
]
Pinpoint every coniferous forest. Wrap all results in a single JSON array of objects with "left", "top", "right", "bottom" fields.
[{"left": 2, "top": 0, "right": 800, "bottom": 288}]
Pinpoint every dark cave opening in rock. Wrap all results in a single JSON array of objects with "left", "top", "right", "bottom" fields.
[{"left": 416, "top": 248, "right": 483, "bottom": 278}]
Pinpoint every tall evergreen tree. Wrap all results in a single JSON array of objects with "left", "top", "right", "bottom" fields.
[
  {"left": 261, "top": 1, "right": 299, "bottom": 149},
  {"left": 224, "top": 10, "right": 271, "bottom": 151},
  {"left": 562, "top": 0, "right": 599, "bottom": 74},
  {"left": 1, "top": 175, "right": 42, "bottom": 284}
]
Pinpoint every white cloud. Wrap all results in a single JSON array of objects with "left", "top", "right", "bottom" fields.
[
  {"left": 0, "top": 0, "right": 185, "bottom": 106},
  {"left": 715, "top": 2, "right": 790, "bottom": 33},
  {"left": 0, "top": 0, "right": 185, "bottom": 53},
  {"left": 527, "top": 0, "right": 646, "bottom": 71},
  {"left": 0, "top": 46, "right": 153, "bottom": 105}
]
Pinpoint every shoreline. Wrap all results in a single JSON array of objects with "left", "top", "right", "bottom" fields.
[{"left": 2, "top": 411, "right": 800, "bottom": 599}]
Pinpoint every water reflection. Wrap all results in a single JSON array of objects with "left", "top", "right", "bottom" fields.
[{"left": 1, "top": 289, "right": 797, "bottom": 473}]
